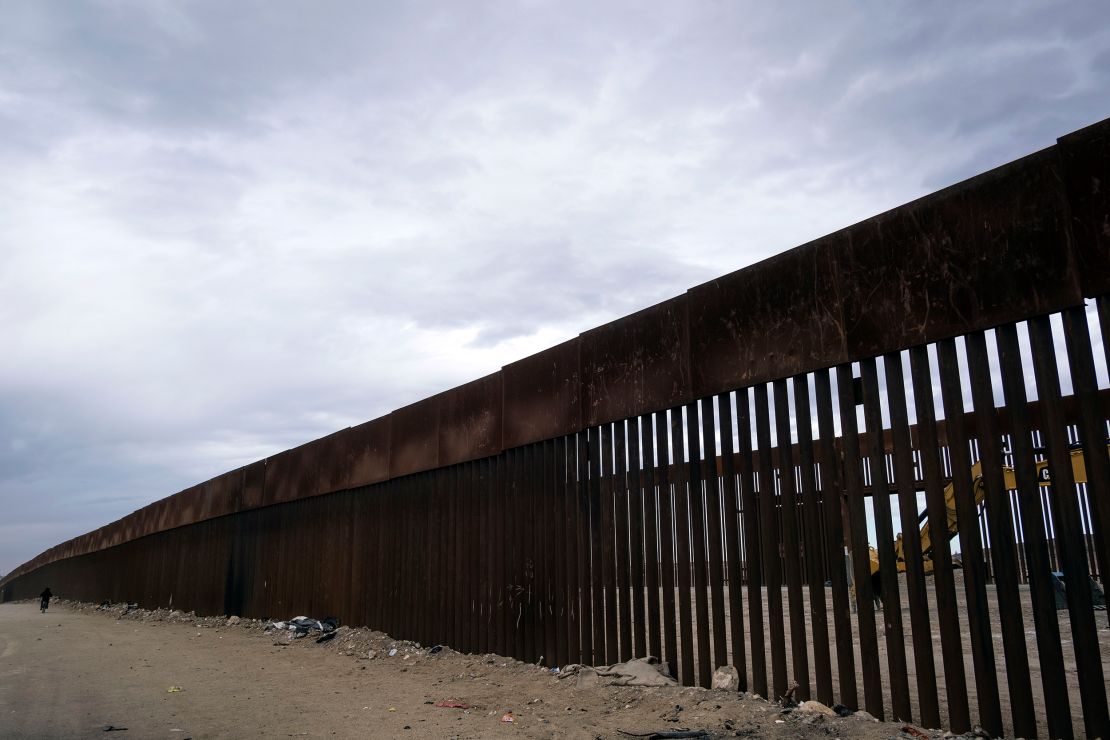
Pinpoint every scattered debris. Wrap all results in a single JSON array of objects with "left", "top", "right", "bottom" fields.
[
  {"left": 710, "top": 665, "right": 738, "bottom": 691},
  {"left": 167, "top": 687, "right": 184, "bottom": 693},
  {"left": 900, "top": 724, "right": 931, "bottom": 739},
  {"left": 267, "top": 616, "right": 341, "bottom": 639},
  {"left": 617, "top": 731, "right": 709, "bottom": 739},
  {"left": 559, "top": 657, "right": 677, "bottom": 687},
  {"left": 101, "top": 726, "right": 128, "bottom": 732},
  {"left": 434, "top": 700, "right": 471, "bottom": 709},
  {"left": 500, "top": 712, "right": 514, "bottom": 723},
  {"left": 796, "top": 700, "right": 837, "bottom": 717}
]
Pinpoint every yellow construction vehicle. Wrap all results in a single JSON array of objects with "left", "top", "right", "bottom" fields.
[{"left": 867, "top": 446, "right": 1094, "bottom": 580}]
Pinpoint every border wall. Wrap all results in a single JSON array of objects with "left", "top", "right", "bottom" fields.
[{"left": 4, "top": 117, "right": 1110, "bottom": 738}]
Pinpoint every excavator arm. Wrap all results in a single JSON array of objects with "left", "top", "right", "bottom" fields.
[{"left": 868, "top": 447, "right": 1097, "bottom": 579}]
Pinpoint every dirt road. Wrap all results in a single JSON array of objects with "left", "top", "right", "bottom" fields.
[{"left": 0, "top": 601, "right": 914, "bottom": 739}]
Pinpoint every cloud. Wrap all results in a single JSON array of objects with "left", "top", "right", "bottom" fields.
[{"left": 2, "top": 0, "right": 1109, "bottom": 575}]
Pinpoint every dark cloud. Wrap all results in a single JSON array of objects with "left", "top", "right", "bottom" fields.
[{"left": 2, "top": 0, "right": 1108, "bottom": 575}]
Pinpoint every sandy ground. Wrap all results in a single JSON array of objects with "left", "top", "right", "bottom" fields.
[
  {"left": 0, "top": 601, "right": 925, "bottom": 740},
  {"left": 660, "top": 575, "right": 1110, "bottom": 737}
]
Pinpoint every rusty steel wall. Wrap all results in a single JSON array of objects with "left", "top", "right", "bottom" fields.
[
  {"left": 4, "top": 117, "right": 1108, "bottom": 583},
  {"left": 4, "top": 116, "right": 1110, "bottom": 738}
]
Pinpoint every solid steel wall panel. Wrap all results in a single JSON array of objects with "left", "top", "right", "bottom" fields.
[
  {"left": 264, "top": 443, "right": 318, "bottom": 505},
  {"left": 348, "top": 416, "right": 391, "bottom": 487},
  {"left": 439, "top": 372, "right": 503, "bottom": 466},
  {"left": 314, "top": 430, "right": 354, "bottom": 495},
  {"left": 389, "top": 395, "right": 440, "bottom": 477},
  {"left": 240, "top": 460, "right": 267, "bottom": 510},
  {"left": 1057, "top": 117, "right": 1110, "bottom": 297},
  {"left": 838, "top": 148, "right": 1081, "bottom": 359},
  {"left": 581, "top": 296, "right": 690, "bottom": 426},
  {"left": 688, "top": 240, "right": 846, "bottom": 395},
  {"left": 502, "top": 338, "right": 581, "bottom": 449}
]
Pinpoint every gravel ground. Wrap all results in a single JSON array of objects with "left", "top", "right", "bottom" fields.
[{"left": 0, "top": 599, "right": 956, "bottom": 740}]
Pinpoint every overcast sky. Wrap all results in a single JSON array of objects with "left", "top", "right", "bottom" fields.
[{"left": 2, "top": 1, "right": 1108, "bottom": 576}]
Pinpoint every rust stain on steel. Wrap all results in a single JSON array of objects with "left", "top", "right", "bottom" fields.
[
  {"left": 204, "top": 467, "right": 244, "bottom": 519},
  {"left": 1057, "top": 117, "right": 1110, "bottom": 298},
  {"left": 263, "top": 442, "right": 318, "bottom": 506},
  {"left": 240, "top": 459, "right": 267, "bottom": 509},
  {"left": 502, "top": 338, "right": 581, "bottom": 450},
  {"left": 581, "top": 295, "right": 691, "bottom": 426},
  {"left": 688, "top": 239, "right": 847, "bottom": 395},
  {"left": 314, "top": 429, "right": 354, "bottom": 495},
  {"left": 839, "top": 148, "right": 1081, "bottom": 360},
  {"left": 389, "top": 394, "right": 441, "bottom": 477},
  {"left": 348, "top": 415, "right": 391, "bottom": 487},
  {"left": 439, "top": 372, "right": 503, "bottom": 466}
]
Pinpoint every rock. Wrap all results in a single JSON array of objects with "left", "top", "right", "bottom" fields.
[
  {"left": 797, "top": 700, "right": 838, "bottom": 717},
  {"left": 852, "top": 710, "right": 879, "bottom": 722},
  {"left": 711, "top": 665, "right": 739, "bottom": 691},
  {"left": 367, "top": 650, "right": 378, "bottom": 660},
  {"left": 226, "top": 616, "right": 240, "bottom": 626}
]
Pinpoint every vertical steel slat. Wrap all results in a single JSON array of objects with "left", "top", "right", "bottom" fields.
[
  {"left": 600, "top": 424, "right": 619, "bottom": 665},
  {"left": 792, "top": 374, "right": 833, "bottom": 705},
  {"left": 452, "top": 466, "right": 464, "bottom": 650},
  {"left": 577, "top": 430, "right": 594, "bottom": 665},
  {"left": 510, "top": 450, "right": 524, "bottom": 660},
  {"left": 1062, "top": 305, "right": 1110, "bottom": 615},
  {"left": 772, "top": 379, "right": 810, "bottom": 700},
  {"left": 588, "top": 427, "right": 607, "bottom": 664},
  {"left": 473, "top": 462, "right": 485, "bottom": 654},
  {"left": 641, "top": 413, "right": 664, "bottom": 663},
  {"left": 995, "top": 323, "right": 1073, "bottom": 739},
  {"left": 859, "top": 357, "right": 912, "bottom": 721},
  {"left": 671, "top": 408, "right": 696, "bottom": 685},
  {"left": 754, "top": 384, "right": 787, "bottom": 700},
  {"left": 700, "top": 396, "right": 729, "bottom": 679},
  {"left": 655, "top": 411, "right": 679, "bottom": 678},
  {"left": 495, "top": 453, "right": 509, "bottom": 658},
  {"left": 524, "top": 445, "right": 539, "bottom": 663},
  {"left": 936, "top": 338, "right": 1004, "bottom": 737},
  {"left": 564, "top": 434, "right": 582, "bottom": 665},
  {"left": 543, "top": 439, "right": 558, "bottom": 666},
  {"left": 532, "top": 445, "right": 546, "bottom": 661},
  {"left": 908, "top": 346, "right": 969, "bottom": 731},
  {"left": 483, "top": 458, "right": 495, "bottom": 655},
  {"left": 684, "top": 401, "right": 713, "bottom": 687},
  {"left": 834, "top": 363, "right": 884, "bottom": 718},
  {"left": 882, "top": 351, "right": 941, "bottom": 729},
  {"left": 717, "top": 393, "right": 747, "bottom": 688},
  {"left": 965, "top": 331, "right": 1037, "bottom": 737},
  {"left": 437, "top": 471, "right": 450, "bottom": 647},
  {"left": 550, "top": 437, "right": 568, "bottom": 670},
  {"left": 567, "top": 436, "right": 580, "bottom": 663},
  {"left": 627, "top": 417, "right": 648, "bottom": 661},
  {"left": 737, "top": 388, "right": 768, "bottom": 699},
  {"left": 1028, "top": 315, "right": 1110, "bottom": 739},
  {"left": 614, "top": 420, "right": 633, "bottom": 662}
]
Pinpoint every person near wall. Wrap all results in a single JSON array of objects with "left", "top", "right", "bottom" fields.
[{"left": 39, "top": 587, "right": 52, "bottom": 613}]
